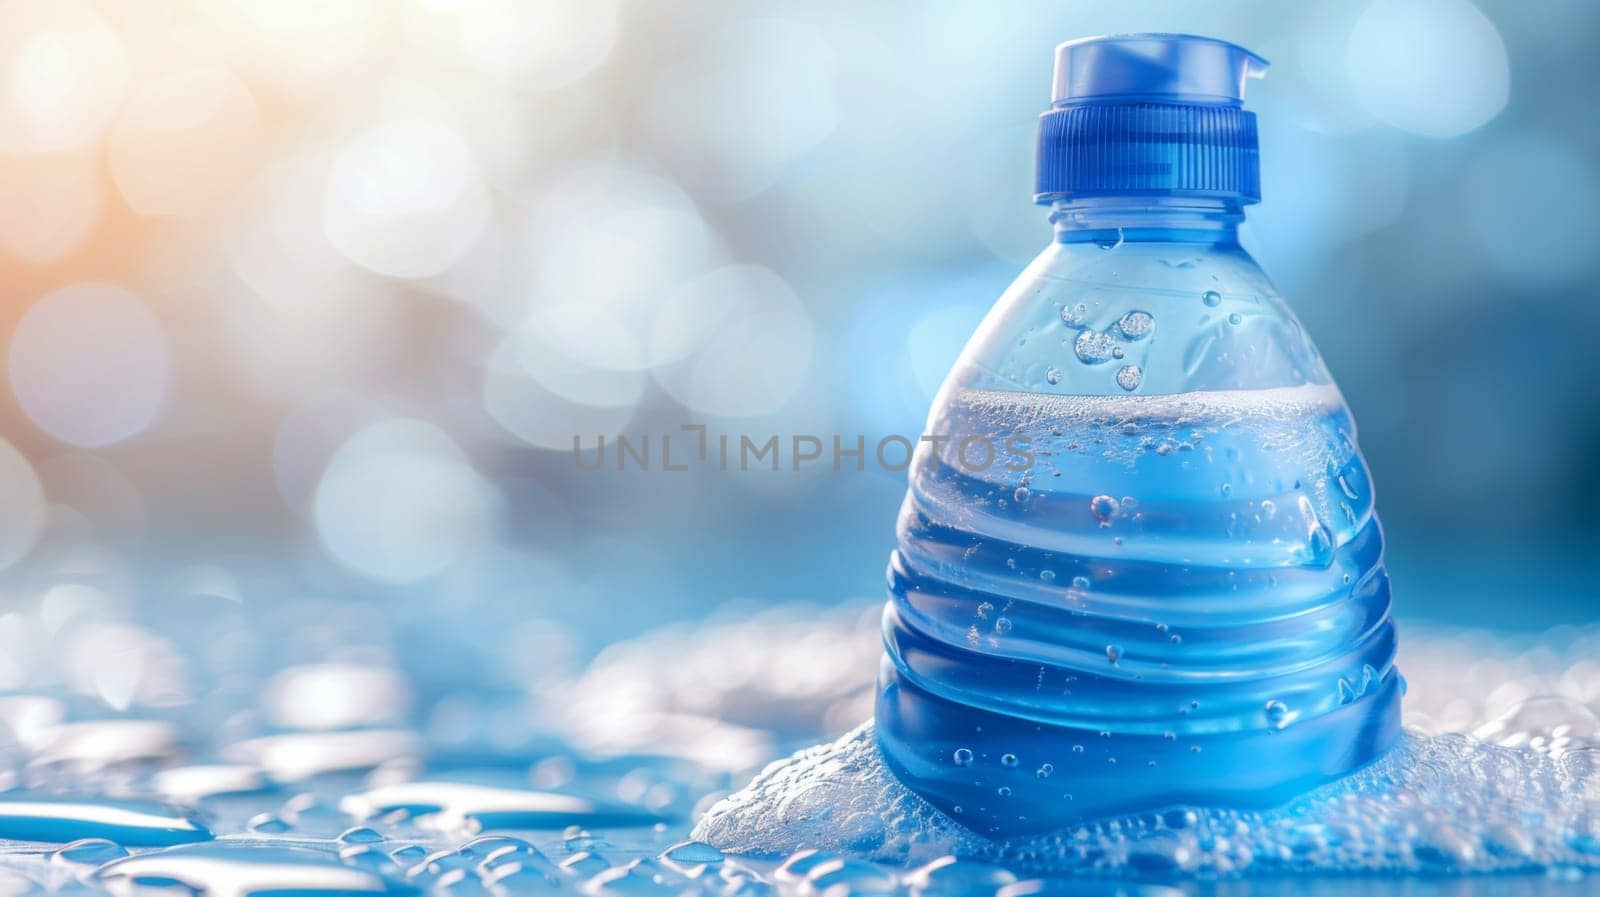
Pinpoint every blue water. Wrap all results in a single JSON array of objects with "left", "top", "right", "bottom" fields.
[{"left": 877, "top": 384, "right": 1399, "bottom": 836}]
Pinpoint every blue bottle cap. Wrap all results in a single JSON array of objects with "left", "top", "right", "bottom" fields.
[{"left": 1036, "top": 34, "right": 1270, "bottom": 204}]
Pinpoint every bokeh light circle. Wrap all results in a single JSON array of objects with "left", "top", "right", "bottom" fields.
[
  {"left": 1346, "top": 0, "right": 1509, "bottom": 138},
  {"left": 323, "top": 119, "right": 491, "bottom": 279},
  {"left": 0, "top": 151, "right": 103, "bottom": 263},
  {"left": 1467, "top": 134, "right": 1600, "bottom": 288},
  {"left": 201, "top": 0, "right": 383, "bottom": 96},
  {"left": 36, "top": 451, "right": 145, "bottom": 550},
  {"left": 527, "top": 165, "right": 718, "bottom": 371},
  {"left": 107, "top": 64, "right": 263, "bottom": 216},
  {"left": 650, "top": 265, "right": 814, "bottom": 418},
  {"left": 648, "top": 18, "right": 839, "bottom": 200},
  {"left": 453, "top": 0, "right": 618, "bottom": 92},
  {"left": 312, "top": 419, "right": 497, "bottom": 583},
  {"left": 0, "top": 437, "right": 45, "bottom": 572},
  {"left": 483, "top": 327, "right": 646, "bottom": 452},
  {"left": 8, "top": 284, "right": 170, "bottom": 447},
  {"left": 0, "top": 0, "right": 129, "bottom": 154}
]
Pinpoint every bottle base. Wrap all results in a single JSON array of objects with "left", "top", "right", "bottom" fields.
[{"left": 874, "top": 661, "right": 1404, "bottom": 837}]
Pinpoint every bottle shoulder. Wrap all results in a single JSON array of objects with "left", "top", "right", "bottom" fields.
[{"left": 947, "top": 240, "right": 1334, "bottom": 399}]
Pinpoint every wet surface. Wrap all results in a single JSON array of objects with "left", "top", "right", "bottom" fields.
[{"left": 0, "top": 585, "right": 1595, "bottom": 895}]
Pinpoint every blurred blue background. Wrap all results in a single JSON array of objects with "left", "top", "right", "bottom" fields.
[{"left": 0, "top": 0, "right": 1596, "bottom": 669}]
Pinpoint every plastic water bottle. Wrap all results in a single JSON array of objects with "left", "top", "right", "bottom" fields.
[{"left": 875, "top": 34, "right": 1402, "bottom": 837}]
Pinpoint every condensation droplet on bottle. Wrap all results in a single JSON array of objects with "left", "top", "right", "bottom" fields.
[
  {"left": 1202, "top": 290, "right": 1222, "bottom": 307},
  {"left": 1265, "top": 700, "right": 1289, "bottom": 728},
  {"left": 1118, "top": 310, "right": 1154, "bottom": 340},
  {"left": 1074, "top": 329, "right": 1117, "bottom": 365}
]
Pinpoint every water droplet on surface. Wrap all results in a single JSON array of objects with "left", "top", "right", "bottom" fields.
[
  {"left": 1044, "top": 367, "right": 1061, "bottom": 385},
  {"left": 99, "top": 844, "right": 391, "bottom": 896},
  {"left": 341, "top": 781, "right": 665, "bottom": 832},
  {"left": 1202, "top": 290, "right": 1222, "bottom": 307},
  {"left": 337, "top": 826, "right": 383, "bottom": 845},
  {"left": 661, "top": 840, "right": 724, "bottom": 865},
  {"left": 904, "top": 856, "right": 1016, "bottom": 896},
  {"left": 51, "top": 837, "right": 128, "bottom": 867},
  {"left": 1228, "top": 312, "right": 1243, "bottom": 325},
  {"left": 1105, "top": 645, "right": 1122, "bottom": 665},
  {"left": 1060, "top": 303, "right": 1089, "bottom": 327},
  {"left": 1115, "top": 365, "right": 1142, "bottom": 391},
  {"left": 152, "top": 765, "right": 272, "bottom": 803},
  {"left": 248, "top": 813, "right": 291, "bottom": 834},
  {"left": 0, "top": 797, "right": 214, "bottom": 848}
]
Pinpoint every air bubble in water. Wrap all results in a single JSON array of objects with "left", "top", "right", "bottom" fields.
[
  {"left": 1044, "top": 367, "right": 1061, "bottom": 385},
  {"left": 953, "top": 748, "right": 973, "bottom": 767},
  {"left": 1105, "top": 645, "right": 1122, "bottom": 664},
  {"left": 1060, "top": 303, "right": 1089, "bottom": 327},
  {"left": 1090, "top": 494, "right": 1119, "bottom": 525},
  {"left": 1202, "top": 290, "right": 1221, "bottom": 307},
  {"left": 1115, "top": 365, "right": 1142, "bottom": 391},
  {"left": 1001, "top": 754, "right": 1018, "bottom": 768}
]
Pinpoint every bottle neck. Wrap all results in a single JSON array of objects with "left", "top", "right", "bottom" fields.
[{"left": 1049, "top": 196, "right": 1244, "bottom": 246}]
